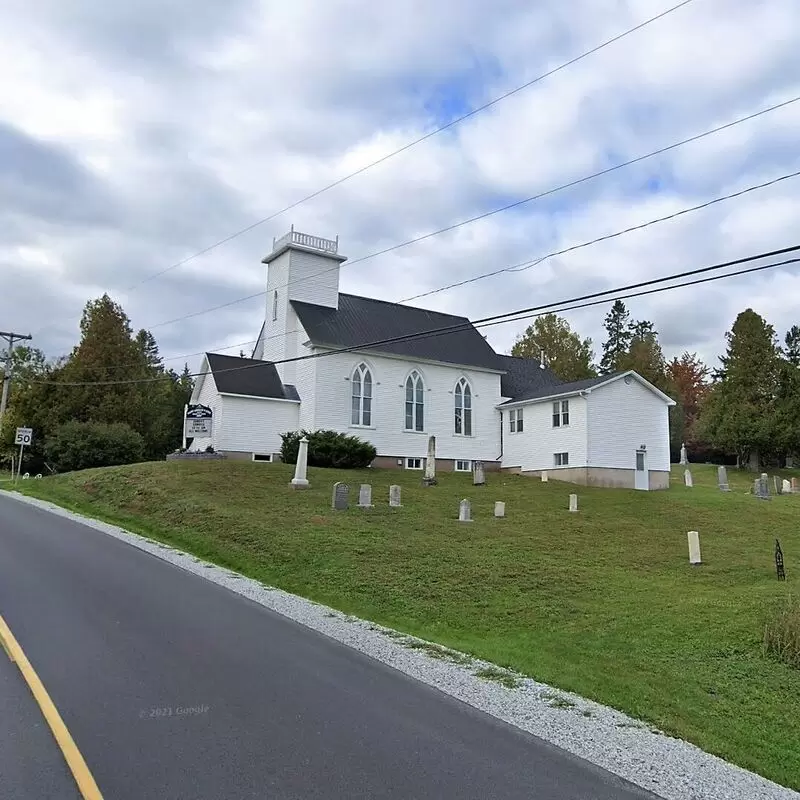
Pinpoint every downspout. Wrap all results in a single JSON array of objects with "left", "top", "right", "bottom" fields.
[{"left": 498, "top": 409, "right": 504, "bottom": 463}]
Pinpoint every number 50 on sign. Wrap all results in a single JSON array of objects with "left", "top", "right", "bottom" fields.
[{"left": 15, "top": 427, "right": 33, "bottom": 446}]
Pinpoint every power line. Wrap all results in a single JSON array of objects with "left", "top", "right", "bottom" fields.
[
  {"left": 398, "top": 168, "right": 800, "bottom": 303},
  {"left": 124, "top": 0, "right": 696, "bottom": 293},
  {"left": 141, "top": 95, "right": 800, "bottom": 332},
  {"left": 32, "top": 244, "right": 800, "bottom": 387}
]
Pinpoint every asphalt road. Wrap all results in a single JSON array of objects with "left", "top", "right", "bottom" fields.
[{"left": 0, "top": 493, "right": 661, "bottom": 799}]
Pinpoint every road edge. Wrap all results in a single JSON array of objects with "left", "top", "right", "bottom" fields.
[{"left": 3, "top": 490, "right": 797, "bottom": 800}]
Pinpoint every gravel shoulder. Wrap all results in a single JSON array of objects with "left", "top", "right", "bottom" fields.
[{"left": 6, "top": 491, "right": 798, "bottom": 800}]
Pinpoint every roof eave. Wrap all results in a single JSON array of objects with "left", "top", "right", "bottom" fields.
[{"left": 310, "top": 343, "right": 505, "bottom": 373}]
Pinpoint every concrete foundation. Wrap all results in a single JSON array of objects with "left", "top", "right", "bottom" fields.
[
  {"left": 371, "top": 456, "right": 501, "bottom": 472},
  {"left": 505, "top": 466, "right": 670, "bottom": 490}
]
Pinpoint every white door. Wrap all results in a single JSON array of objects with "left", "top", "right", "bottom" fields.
[{"left": 634, "top": 450, "right": 649, "bottom": 491}]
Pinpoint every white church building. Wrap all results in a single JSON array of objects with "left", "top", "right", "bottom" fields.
[{"left": 189, "top": 229, "right": 675, "bottom": 489}]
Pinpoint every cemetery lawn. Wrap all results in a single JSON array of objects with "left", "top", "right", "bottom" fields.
[{"left": 7, "top": 461, "right": 800, "bottom": 790}]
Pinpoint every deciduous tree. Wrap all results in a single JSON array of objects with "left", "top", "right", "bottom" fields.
[{"left": 511, "top": 314, "right": 595, "bottom": 381}]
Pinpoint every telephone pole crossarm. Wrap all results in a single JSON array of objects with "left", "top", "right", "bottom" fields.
[{"left": 0, "top": 331, "right": 33, "bottom": 431}]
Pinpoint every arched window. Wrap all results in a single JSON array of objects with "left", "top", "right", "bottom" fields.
[
  {"left": 351, "top": 363, "right": 372, "bottom": 426},
  {"left": 405, "top": 370, "right": 424, "bottom": 431},
  {"left": 454, "top": 378, "right": 472, "bottom": 435}
]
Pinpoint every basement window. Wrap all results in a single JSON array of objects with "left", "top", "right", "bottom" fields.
[
  {"left": 405, "top": 457, "right": 423, "bottom": 470},
  {"left": 455, "top": 459, "right": 472, "bottom": 472},
  {"left": 554, "top": 452, "right": 569, "bottom": 467},
  {"left": 252, "top": 453, "right": 273, "bottom": 463}
]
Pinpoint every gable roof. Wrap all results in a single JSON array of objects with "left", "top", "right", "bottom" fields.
[
  {"left": 290, "top": 293, "right": 502, "bottom": 371},
  {"left": 205, "top": 353, "right": 299, "bottom": 400},
  {"left": 499, "top": 370, "right": 675, "bottom": 406},
  {"left": 496, "top": 354, "right": 562, "bottom": 399}
]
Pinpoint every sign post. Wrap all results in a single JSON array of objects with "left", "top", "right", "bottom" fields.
[
  {"left": 14, "top": 427, "right": 33, "bottom": 481},
  {"left": 184, "top": 405, "right": 213, "bottom": 446}
]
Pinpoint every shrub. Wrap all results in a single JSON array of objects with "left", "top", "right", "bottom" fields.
[
  {"left": 763, "top": 596, "right": 800, "bottom": 669},
  {"left": 44, "top": 421, "right": 145, "bottom": 473},
  {"left": 280, "top": 429, "right": 376, "bottom": 469}
]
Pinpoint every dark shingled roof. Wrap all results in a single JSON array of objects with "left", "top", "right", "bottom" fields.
[
  {"left": 290, "top": 293, "right": 502, "bottom": 371},
  {"left": 206, "top": 353, "right": 299, "bottom": 400},
  {"left": 500, "top": 373, "right": 611, "bottom": 405},
  {"left": 496, "top": 355, "right": 562, "bottom": 400}
]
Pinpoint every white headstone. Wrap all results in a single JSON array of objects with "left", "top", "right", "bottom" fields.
[
  {"left": 472, "top": 460, "right": 486, "bottom": 486},
  {"left": 358, "top": 483, "right": 373, "bottom": 507},
  {"left": 332, "top": 482, "right": 349, "bottom": 510},
  {"left": 569, "top": 494, "right": 578, "bottom": 513},
  {"left": 290, "top": 436, "right": 310, "bottom": 489},
  {"left": 717, "top": 466, "right": 730, "bottom": 492},
  {"left": 494, "top": 501, "right": 505, "bottom": 518},
  {"left": 389, "top": 485, "right": 402, "bottom": 507},
  {"left": 782, "top": 478, "right": 792, "bottom": 495},
  {"left": 684, "top": 469, "right": 693, "bottom": 488},
  {"left": 680, "top": 443, "right": 688, "bottom": 465},
  {"left": 687, "top": 530, "right": 701, "bottom": 565},
  {"left": 541, "top": 471, "right": 548, "bottom": 482},
  {"left": 458, "top": 498, "right": 472, "bottom": 522},
  {"left": 423, "top": 436, "right": 437, "bottom": 485}
]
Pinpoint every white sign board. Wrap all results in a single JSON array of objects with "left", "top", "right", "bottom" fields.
[
  {"left": 184, "top": 405, "right": 213, "bottom": 439},
  {"left": 15, "top": 427, "right": 33, "bottom": 446}
]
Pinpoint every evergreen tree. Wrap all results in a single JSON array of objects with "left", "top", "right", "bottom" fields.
[
  {"left": 619, "top": 319, "right": 668, "bottom": 391},
  {"left": 511, "top": 314, "right": 596, "bottom": 381},
  {"left": 698, "top": 309, "right": 781, "bottom": 469},
  {"left": 599, "top": 300, "right": 631, "bottom": 374},
  {"left": 785, "top": 325, "right": 800, "bottom": 367}
]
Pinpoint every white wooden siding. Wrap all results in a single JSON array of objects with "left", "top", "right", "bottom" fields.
[
  {"left": 309, "top": 350, "right": 503, "bottom": 461},
  {"left": 218, "top": 396, "right": 299, "bottom": 454},
  {"left": 188, "top": 364, "right": 224, "bottom": 451},
  {"left": 501, "top": 396, "right": 588, "bottom": 471},
  {"left": 587, "top": 377, "right": 671, "bottom": 471},
  {"left": 286, "top": 249, "right": 340, "bottom": 309}
]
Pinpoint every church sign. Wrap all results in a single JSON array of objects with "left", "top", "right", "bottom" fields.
[{"left": 184, "top": 404, "right": 213, "bottom": 438}]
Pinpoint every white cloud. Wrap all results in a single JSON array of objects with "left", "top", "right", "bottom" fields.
[{"left": 0, "top": 0, "right": 798, "bottom": 377}]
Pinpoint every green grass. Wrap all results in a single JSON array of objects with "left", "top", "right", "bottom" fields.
[{"left": 5, "top": 459, "right": 800, "bottom": 789}]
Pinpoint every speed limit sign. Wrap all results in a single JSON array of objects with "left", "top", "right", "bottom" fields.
[{"left": 15, "top": 427, "right": 33, "bottom": 446}]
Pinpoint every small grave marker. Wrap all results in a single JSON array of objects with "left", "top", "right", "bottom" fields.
[
  {"left": 357, "top": 484, "right": 373, "bottom": 508},
  {"left": 389, "top": 485, "right": 402, "bottom": 507},
  {"left": 541, "top": 471, "right": 548, "bottom": 482},
  {"left": 684, "top": 469, "right": 693, "bottom": 488},
  {"left": 717, "top": 466, "right": 730, "bottom": 492},
  {"left": 494, "top": 501, "right": 505, "bottom": 518},
  {"left": 458, "top": 498, "right": 472, "bottom": 522},
  {"left": 687, "top": 531, "right": 702, "bottom": 565},
  {"left": 782, "top": 478, "right": 792, "bottom": 495},
  {"left": 569, "top": 494, "right": 578, "bottom": 513},
  {"left": 331, "top": 482, "right": 350, "bottom": 511},
  {"left": 775, "top": 538, "right": 786, "bottom": 581},
  {"left": 680, "top": 443, "right": 688, "bottom": 465},
  {"left": 472, "top": 461, "right": 486, "bottom": 486}
]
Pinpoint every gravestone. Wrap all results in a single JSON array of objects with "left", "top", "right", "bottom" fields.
[
  {"left": 782, "top": 478, "right": 792, "bottom": 495},
  {"left": 389, "top": 485, "right": 402, "bottom": 507},
  {"left": 422, "top": 435, "right": 437, "bottom": 486},
  {"left": 717, "top": 466, "right": 730, "bottom": 492},
  {"left": 332, "top": 482, "right": 350, "bottom": 510},
  {"left": 358, "top": 483, "right": 373, "bottom": 508},
  {"left": 472, "top": 461, "right": 486, "bottom": 486},
  {"left": 793, "top": 477, "right": 799, "bottom": 494},
  {"left": 753, "top": 477, "right": 771, "bottom": 500},
  {"left": 687, "top": 531, "right": 702, "bottom": 565},
  {"left": 786, "top": 456, "right": 794, "bottom": 469},
  {"left": 680, "top": 443, "right": 688, "bottom": 465},
  {"left": 774, "top": 476, "right": 781, "bottom": 495},
  {"left": 684, "top": 469, "right": 693, "bottom": 488},
  {"left": 541, "top": 471, "right": 548, "bottom": 482},
  {"left": 569, "top": 494, "right": 578, "bottom": 513},
  {"left": 290, "top": 436, "right": 310, "bottom": 489},
  {"left": 494, "top": 501, "right": 505, "bottom": 518},
  {"left": 775, "top": 539, "right": 786, "bottom": 581},
  {"left": 458, "top": 498, "right": 472, "bottom": 522}
]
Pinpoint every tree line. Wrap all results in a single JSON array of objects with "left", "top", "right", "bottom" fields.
[
  {"left": 511, "top": 302, "right": 800, "bottom": 468},
  {"left": 1, "top": 295, "right": 193, "bottom": 473}
]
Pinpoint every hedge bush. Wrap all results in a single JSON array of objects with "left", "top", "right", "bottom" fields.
[
  {"left": 44, "top": 421, "right": 145, "bottom": 473},
  {"left": 280, "top": 429, "right": 376, "bottom": 469}
]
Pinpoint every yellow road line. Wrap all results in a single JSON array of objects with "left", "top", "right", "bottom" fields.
[{"left": 0, "top": 614, "right": 103, "bottom": 799}]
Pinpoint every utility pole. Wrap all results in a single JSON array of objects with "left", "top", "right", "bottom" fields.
[{"left": 0, "top": 331, "right": 32, "bottom": 432}]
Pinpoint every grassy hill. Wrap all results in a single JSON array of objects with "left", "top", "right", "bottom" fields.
[{"left": 6, "top": 460, "right": 800, "bottom": 789}]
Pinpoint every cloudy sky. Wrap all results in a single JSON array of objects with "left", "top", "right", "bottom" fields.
[{"left": 1, "top": 0, "right": 798, "bottom": 374}]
